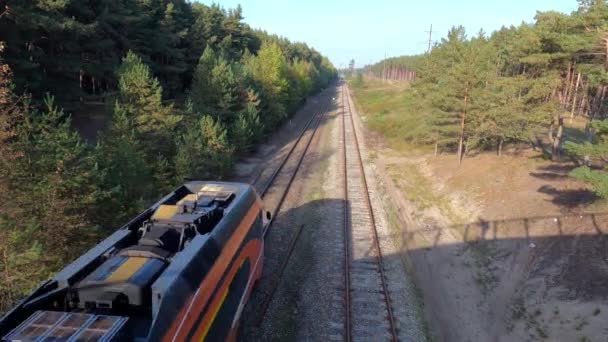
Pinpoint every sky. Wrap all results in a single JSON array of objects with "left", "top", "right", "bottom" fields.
[{"left": 200, "top": 0, "right": 579, "bottom": 69}]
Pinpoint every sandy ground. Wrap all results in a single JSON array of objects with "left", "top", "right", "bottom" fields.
[{"left": 351, "top": 92, "right": 608, "bottom": 341}]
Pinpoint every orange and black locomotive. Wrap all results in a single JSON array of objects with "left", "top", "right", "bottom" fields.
[{"left": 0, "top": 181, "right": 266, "bottom": 341}]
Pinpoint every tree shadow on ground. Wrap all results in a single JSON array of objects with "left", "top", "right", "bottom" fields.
[
  {"left": 528, "top": 162, "right": 599, "bottom": 207},
  {"left": 536, "top": 184, "right": 598, "bottom": 207},
  {"left": 529, "top": 163, "right": 575, "bottom": 180}
]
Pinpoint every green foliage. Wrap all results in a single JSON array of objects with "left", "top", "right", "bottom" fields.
[
  {"left": 1, "top": 93, "right": 102, "bottom": 310},
  {"left": 245, "top": 42, "right": 290, "bottom": 129},
  {"left": 117, "top": 51, "right": 181, "bottom": 154},
  {"left": 0, "top": 46, "right": 23, "bottom": 176},
  {"left": 366, "top": 55, "right": 425, "bottom": 77},
  {"left": 190, "top": 47, "right": 247, "bottom": 123},
  {"left": 570, "top": 166, "right": 608, "bottom": 198},
  {"left": 190, "top": 47, "right": 219, "bottom": 115},
  {"left": 0, "top": 3, "right": 336, "bottom": 312},
  {"left": 566, "top": 119, "right": 608, "bottom": 198},
  {"left": 352, "top": 73, "right": 365, "bottom": 87},
  {"left": 11, "top": 95, "right": 100, "bottom": 253},
  {"left": 93, "top": 107, "right": 152, "bottom": 228},
  {"left": 174, "top": 115, "right": 233, "bottom": 182},
  {"left": 231, "top": 104, "right": 264, "bottom": 153},
  {"left": 381, "top": 8, "right": 600, "bottom": 157}
]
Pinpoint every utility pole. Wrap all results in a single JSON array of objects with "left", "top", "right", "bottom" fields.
[{"left": 426, "top": 24, "right": 434, "bottom": 53}]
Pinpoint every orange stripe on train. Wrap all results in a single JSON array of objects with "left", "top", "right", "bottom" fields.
[
  {"left": 163, "top": 201, "right": 261, "bottom": 342},
  {"left": 194, "top": 240, "right": 261, "bottom": 341}
]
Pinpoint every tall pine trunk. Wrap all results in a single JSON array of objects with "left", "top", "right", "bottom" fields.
[
  {"left": 598, "top": 86, "right": 607, "bottom": 118},
  {"left": 580, "top": 89, "right": 588, "bottom": 118},
  {"left": 458, "top": 88, "right": 469, "bottom": 165},
  {"left": 569, "top": 72, "right": 581, "bottom": 122},
  {"left": 497, "top": 138, "right": 503, "bottom": 157},
  {"left": 549, "top": 117, "right": 564, "bottom": 161},
  {"left": 563, "top": 62, "right": 573, "bottom": 106}
]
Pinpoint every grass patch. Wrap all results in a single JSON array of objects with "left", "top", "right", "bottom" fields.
[
  {"left": 350, "top": 78, "right": 432, "bottom": 156},
  {"left": 386, "top": 163, "right": 463, "bottom": 224}
]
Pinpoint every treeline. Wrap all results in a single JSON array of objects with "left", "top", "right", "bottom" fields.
[
  {"left": 374, "top": 1, "right": 608, "bottom": 197},
  {"left": 364, "top": 55, "right": 422, "bottom": 81},
  {"left": 0, "top": 1, "right": 336, "bottom": 311},
  {"left": 0, "top": 1, "right": 335, "bottom": 104}
]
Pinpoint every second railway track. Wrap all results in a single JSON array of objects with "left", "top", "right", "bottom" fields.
[
  {"left": 250, "top": 90, "right": 333, "bottom": 325},
  {"left": 252, "top": 91, "right": 332, "bottom": 235}
]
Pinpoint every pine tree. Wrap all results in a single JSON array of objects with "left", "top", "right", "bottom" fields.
[
  {"left": 231, "top": 103, "right": 263, "bottom": 153},
  {"left": 174, "top": 115, "right": 233, "bottom": 182},
  {"left": 211, "top": 58, "right": 245, "bottom": 121},
  {"left": 0, "top": 94, "right": 101, "bottom": 308},
  {"left": 0, "top": 42, "right": 23, "bottom": 176},
  {"left": 190, "top": 46, "right": 218, "bottom": 115},
  {"left": 190, "top": 48, "right": 246, "bottom": 123},
  {"left": 245, "top": 42, "right": 289, "bottom": 129},
  {"left": 116, "top": 51, "right": 181, "bottom": 158},
  {"left": 0, "top": 43, "right": 32, "bottom": 310},
  {"left": 198, "top": 115, "right": 233, "bottom": 178},
  {"left": 10, "top": 95, "right": 100, "bottom": 256},
  {"left": 93, "top": 104, "right": 152, "bottom": 228},
  {"left": 154, "top": 1, "right": 191, "bottom": 96}
]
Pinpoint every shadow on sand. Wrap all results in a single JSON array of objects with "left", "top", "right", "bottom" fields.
[{"left": 242, "top": 197, "right": 608, "bottom": 341}]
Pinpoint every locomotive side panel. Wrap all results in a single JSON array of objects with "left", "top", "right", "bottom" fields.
[{"left": 161, "top": 195, "right": 264, "bottom": 341}]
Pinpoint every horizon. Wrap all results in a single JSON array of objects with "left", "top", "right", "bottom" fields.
[{"left": 201, "top": 0, "right": 578, "bottom": 68}]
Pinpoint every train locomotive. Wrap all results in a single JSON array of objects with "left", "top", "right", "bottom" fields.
[{"left": 0, "top": 181, "right": 267, "bottom": 341}]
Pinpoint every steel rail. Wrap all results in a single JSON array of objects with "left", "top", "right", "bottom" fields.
[
  {"left": 254, "top": 94, "right": 332, "bottom": 326},
  {"left": 256, "top": 97, "right": 326, "bottom": 198},
  {"left": 260, "top": 94, "right": 331, "bottom": 237},
  {"left": 343, "top": 84, "right": 398, "bottom": 341},
  {"left": 341, "top": 85, "right": 352, "bottom": 342}
]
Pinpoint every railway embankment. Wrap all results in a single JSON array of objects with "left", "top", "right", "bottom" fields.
[{"left": 349, "top": 79, "right": 608, "bottom": 342}]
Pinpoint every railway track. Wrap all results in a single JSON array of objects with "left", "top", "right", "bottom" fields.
[
  {"left": 245, "top": 84, "right": 399, "bottom": 340},
  {"left": 249, "top": 90, "right": 333, "bottom": 325},
  {"left": 341, "top": 84, "right": 398, "bottom": 341},
  {"left": 253, "top": 91, "right": 332, "bottom": 235}
]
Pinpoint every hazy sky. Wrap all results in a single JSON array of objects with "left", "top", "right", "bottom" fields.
[{"left": 201, "top": 0, "right": 578, "bottom": 68}]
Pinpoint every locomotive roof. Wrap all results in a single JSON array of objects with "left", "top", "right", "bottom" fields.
[{"left": 0, "top": 181, "right": 262, "bottom": 341}]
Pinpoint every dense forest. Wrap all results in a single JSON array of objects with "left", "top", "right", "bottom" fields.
[
  {"left": 357, "top": 0, "right": 608, "bottom": 199},
  {"left": 0, "top": 0, "right": 336, "bottom": 311}
]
